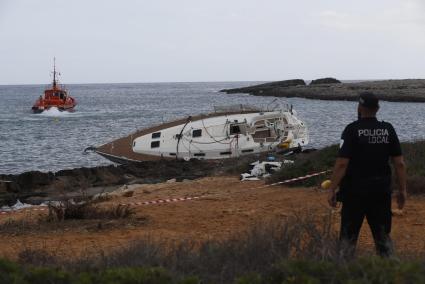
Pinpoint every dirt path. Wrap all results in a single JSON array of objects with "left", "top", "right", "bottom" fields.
[{"left": 1, "top": 176, "right": 424, "bottom": 260}]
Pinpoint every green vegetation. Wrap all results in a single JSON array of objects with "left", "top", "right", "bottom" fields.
[
  {"left": 1, "top": 257, "right": 425, "bottom": 283},
  {"left": 2, "top": 214, "right": 423, "bottom": 284},
  {"left": 1, "top": 142, "right": 424, "bottom": 283},
  {"left": 269, "top": 141, "right": 425, "bottom": 194}
]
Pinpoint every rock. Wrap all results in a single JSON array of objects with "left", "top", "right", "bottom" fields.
[
  {"left": 15, "top": 171, "right": 54, "bottom": 189},
  {"left": 122, "top": 190, "right": 134, "bottom": 197},
  {"left": 166, "top": 178, "right": 177, "bottom": 183},
  {"left": 220, "top": 79, "right": 306, "bottom": 94},
  {"left": 310, "top": 77, "right": 341, "bottom": 85},
  {"left": 92, "top": 186, "right": 134, "bottom": 201},
  {"left": 224, "top": 79, "right": 425, "bottom": 103},
  {"left": 0, "top": 152, "right": 271, "bottom": 206}
]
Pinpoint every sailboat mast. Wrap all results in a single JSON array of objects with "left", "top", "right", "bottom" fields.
[{"left": 53, "top": 57, "right": 57, "bottom": 89}]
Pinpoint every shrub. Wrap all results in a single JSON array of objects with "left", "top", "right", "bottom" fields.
[
  {"left": 62, "top": 213, "right": 342, "bottom": 283},
  {"left": 47, "top": 201, "right": 134, "bottom": 221},
  {"left": 267, "top": 145, "right": 337, "bottom": 187},
  {"left": 1, "top": 257, "right": 425, "bottom": 284},
  {"left": 269, "top": 141, "right": 425, "bottom": 194},
  {"left": 18, "top": 248, "right": 59, "bottom": 267},
  {"left": 6, "top": 211, "right": 425, "bottom": 283},
  {"left": 24, "top": 267, "right": 71, "bottom": 284},
  {"left": 264, "top": 257, "right": 425, "bottom": 284},
  {"left": 82, "top": 267, "right": 173, "bottom": 284}
]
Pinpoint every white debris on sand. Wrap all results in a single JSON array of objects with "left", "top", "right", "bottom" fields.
[
  {"left": 0, "top": 199, "right": 37, "bottom": 212},
  {"left": 240, "top": 160, "right": 293, "bottom": 181},
  {"left": 92, "top": 184, "right": 137, "bottom": 201}
]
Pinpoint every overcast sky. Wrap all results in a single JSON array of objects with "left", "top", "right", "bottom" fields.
[{"left": 1, "top": 0, "right": 424, "bottom": 84}]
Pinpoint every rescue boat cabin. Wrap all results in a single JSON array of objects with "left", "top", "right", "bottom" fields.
[{"left": 32, "top": 59, "right": 76, "bottom": 113}]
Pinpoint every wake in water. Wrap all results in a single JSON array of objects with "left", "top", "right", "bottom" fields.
[{"left": 37, "top": 107, "right": 74, "bottom": 117}]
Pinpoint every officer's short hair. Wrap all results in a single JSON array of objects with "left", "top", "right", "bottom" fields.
[{"left": 359, "top": 92, "right": 379, "bottom": 109}]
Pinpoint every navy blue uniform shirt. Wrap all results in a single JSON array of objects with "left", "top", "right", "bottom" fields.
[{"left": 338, "top": 117, "right": 402, "bottom": 196}]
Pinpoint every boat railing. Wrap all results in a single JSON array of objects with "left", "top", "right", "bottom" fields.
[
  {"left": 214, "top": 101, "right": 290, "bottom": 113},
  {"left": 213, "top": 104, "right": 260, "bottom": 113}
]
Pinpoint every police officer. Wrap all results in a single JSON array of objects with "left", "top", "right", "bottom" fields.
[{"left": 327, "top": 92, "right": 407, "bottom": 257}]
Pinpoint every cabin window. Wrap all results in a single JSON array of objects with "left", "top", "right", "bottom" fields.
[
  {"left": 194, "top": 152, "right": 205, "bottom": 157},
  {"left": 133, "top": 141, "right": 136, "bottom": 147},
  {"left": 192, "top": 129, "right": 202, "bottom": 137},
  {"left": 220, "top": 151, "right": 231, "bottom": 155},
  {"left": 152, "top": 132, "right": 161, "bottom": 139},
  {"left": 169, "top": 153, "right": 176, "bottom": 156},
  {"left": 151, "top": 141, "right": 160, "bottom": 148},
  {"left": 230, "top": 125, "right": 241, "bottom": 135},
  {"left": 242, "top": 149, "right": 254, "bottom": 153}
]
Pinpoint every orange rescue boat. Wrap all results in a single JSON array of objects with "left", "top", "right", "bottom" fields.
[{"left": 32, "top": 59, "right": 76, "bottom": 113}]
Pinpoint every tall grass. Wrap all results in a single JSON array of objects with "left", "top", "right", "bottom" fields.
[
  {"left": 269, "top": 141, "right": 425, "bottom": 195},
  {"left": 12, "top": 212, "right": 386, "bottom": 283},
  {"left": 5, "top": 211, "right": 425, "bottom": 283}
]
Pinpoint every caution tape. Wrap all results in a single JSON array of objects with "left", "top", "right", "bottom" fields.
[
  {"left": 0, "top": 196, "right": 202, "bottom": 215},
  {"left": 119, "top": 196, "right": 201, "bottom": 207},
  {"left": 258, "top": 170, "right": 331, "bottom": 188},
  {"left": 0, "top": 170, "right": 331, "bottom": 215}
]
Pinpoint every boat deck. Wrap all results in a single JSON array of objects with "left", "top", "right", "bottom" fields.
[{"left": 95, "top": 111, "right": 260, "bottom": 163}]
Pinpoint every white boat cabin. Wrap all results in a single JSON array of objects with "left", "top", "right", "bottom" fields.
[{"left": 132, "top": 107, "right": 308, "bottom": 160}]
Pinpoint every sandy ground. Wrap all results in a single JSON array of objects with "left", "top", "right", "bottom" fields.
[{"left": 0, "top": 176, "right": 424, "bottom": 260}]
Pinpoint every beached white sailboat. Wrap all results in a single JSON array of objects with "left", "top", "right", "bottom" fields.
[
  {"left": 89, "top": 104, "right": 308, "bottom": 163},
  {"left": 133, "top": 105, "right": 308, "bottom": 160}
]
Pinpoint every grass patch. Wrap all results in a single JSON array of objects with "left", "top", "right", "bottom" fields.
[
  {"left": 2, "top": 211, "right": 425, "bottom": 283},
  {"left": 1, "top": 212, "right": 424, "bottom": 283},
  {"left": 2, "top": 257, "right": 425, "bottom": 284},
  {"left": 47, "top": 201, "right": 134, "bottom": 221},
  {"left": 14, "top": 211, "right": 423, "bottom": 283},
  {"left": 267, "top": 145, "right": 338, "bottom": 187},
  {"left": 268, "top": 141, "right": 425, "bottom": 194}
]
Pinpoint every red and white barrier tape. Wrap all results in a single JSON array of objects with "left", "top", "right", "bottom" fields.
[
  {"left": 0, "top": 170, "right": 331, "bottom": 215},
  {"left": 269, "top": 170, "right": 331, "bottom": 186},
  {"left": 119, "top": 196, "right": 201, "bottom": 206},
  {"left": 0, "top": 196, "right": 202, "bottom": 215}
]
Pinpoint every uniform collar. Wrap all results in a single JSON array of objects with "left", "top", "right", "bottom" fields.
[{"left": 359, "top": 117, "right": 377, "bottom": 121}]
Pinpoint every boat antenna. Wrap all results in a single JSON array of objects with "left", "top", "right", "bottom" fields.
[{"left": 53, "top": 57, "right": 57, "bottom": 89}]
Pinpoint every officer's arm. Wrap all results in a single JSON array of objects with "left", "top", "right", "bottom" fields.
[
  {"left": 391, "top": 155, "right": 407, "bottom": 193},
  {"left": 329, "top": 157, "right": 349, "bottom": 192}
]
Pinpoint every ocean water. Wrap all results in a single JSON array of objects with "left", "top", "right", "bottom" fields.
[{"left": 1, "top": 82, "right": 424, "bottom": 175}]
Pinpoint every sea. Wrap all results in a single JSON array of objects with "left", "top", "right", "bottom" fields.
[{"left": 1, "top": 82, "right": 424, "bottom": 175}]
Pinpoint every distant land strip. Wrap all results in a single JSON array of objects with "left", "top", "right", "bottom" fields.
[{"left": 220, "top": 78, "right": 425, "bottom": 103}]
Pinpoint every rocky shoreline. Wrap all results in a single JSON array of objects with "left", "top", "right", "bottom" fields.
[
  {"left": 221, "top": 79, "right": 425, "bottom": 102},
  {"left": 0, "top": 154, "right": 269, "bottom": 206}
]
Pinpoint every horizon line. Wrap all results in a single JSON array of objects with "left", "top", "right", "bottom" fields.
[{"left": 0, "top": 78, "right": 423, "bottom": 87}]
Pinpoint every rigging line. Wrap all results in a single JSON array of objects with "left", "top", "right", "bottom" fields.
[
  {"left": 184, "top": 137, "right": 230, "bottom": 145},
  {"left": 200, "top": 118, "right": 233, "bottom": 145},
  {"left": 183, "top": 138, "right": 202, "bottom": 151},
  {"left": 176, "top": 116, "right": 192, "bottom": 160},
  {"left": 180, "top": 137, "right": 192, "bottom": 154}
]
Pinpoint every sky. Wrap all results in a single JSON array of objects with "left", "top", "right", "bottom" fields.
[{"left": 0, "top": 0, "right": 424, "bottom": 84}]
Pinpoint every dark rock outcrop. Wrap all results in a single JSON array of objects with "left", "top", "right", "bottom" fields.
[
  {"left": 220, "top": 79, "right": 306, "bottom": 94},
  {"left": 0, "top": 153, "right": 267, "bottom": 206},
  {"left": 310, "top": 78, "right": 341, "bottom": 85},
  {"left": 222, "top": 79, "right": 425, "bottom": 103}
]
